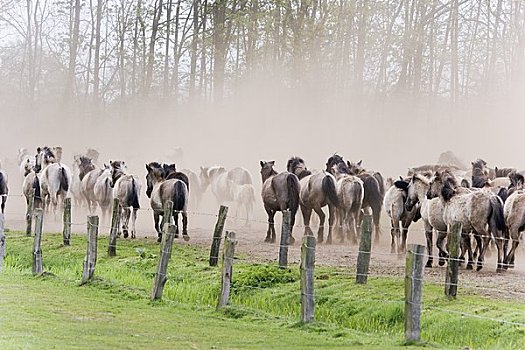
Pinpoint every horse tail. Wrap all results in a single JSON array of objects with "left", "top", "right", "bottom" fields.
[
  {"left": 0, "top": 172, "right": 7, "bottom": 195},
  {"left": 364, "top": 175, "right": 383, "bottom": 226},
  {"left": 488, "top": 195, "right": 506, "bottom": 234},
  {"left": 33, "top": 176, "right": 41, "bottom": 204},
  {"left": 130, "top": 178, "right": 140, "bottom": 209},
  {"left": 322, "top": 175, "right": 339, "bottom": 207},
  {"left": 104, "top": 177, "right": 111, "bottom": 203},
  {"left": 172, "top": 180, "right": 187, "bottom": 212},
  {"left": 60, "top": 166, "right": 69, "bottom": 192},
  {"left": 373, "top": 172, "right": 385, "bottom": 196},
  {"left": 287, "top": 174, "right": 300, "bottom": 215}
]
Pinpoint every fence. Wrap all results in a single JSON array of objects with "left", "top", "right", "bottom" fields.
[{"left": 1, "top": 194, "right": 525, "bottom": 346}]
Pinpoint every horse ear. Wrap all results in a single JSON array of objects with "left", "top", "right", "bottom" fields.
[
  {"left": 346, "top": 161, "right": 351, "bottom": 166},
  {"left": 358, "top": 160, "right": 362, "bottom": 166},
  {"left": 260, "top": 161, "right": 265, "bottom": 167},
  {"left": 145, "top": 164, "right": 150, "bottom": 171},
  {"left": 36, "top": 147, "right": 41, "bottom": 153},
  {"left": 110, "top": 160, "right": 113, "bottom": 165},
  {"left": 269, "top": 161, "right": 275, "bottom": 166}
]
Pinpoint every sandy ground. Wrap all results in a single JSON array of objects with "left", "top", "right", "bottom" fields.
[{"left": 3, "top": 185, "right": 524, "bottom": 302}]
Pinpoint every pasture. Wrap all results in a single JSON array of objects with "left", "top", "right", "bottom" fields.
[{"left": 1, "top": 229, "right": 524, "bottom": 349}]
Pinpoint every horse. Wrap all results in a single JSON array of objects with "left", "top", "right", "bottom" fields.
[
  {"left": 437, "top": 150, "right": 468, "bottom": 170},
  {"left": 180, "top": 168, "right": 202, "bottom": 209},
  {"left": 81, "top": 164, "right": 107, "bottom": 214},
  {"left": 346, "top": 160, "right": 385, "bottom": 238},
  {"left": 72, "top": 155, "right": 96, "bottom": 208},
  {"left": 503, "top": 190, "right": 525, "bottom": 269},
  {"left": 471, "top": 158, "right": 494, "bottom": 188},
  {"left": 325, "top": 155, "right": 383, "bottom": 242},
  {"left": 404, "top": 173, "right": 449, "bottom": 267},
  {"left": 287, "top": 156, "right": 339, "bottom": 243},
  {"left": 199, "top": 166, "right": 232, "bottom": 205},
  {"left": 34, "top": 146, "right": 72, "bottom": 218},
  {"left": 232, "top": 183, "right": 256, "bottom": 227},
  {"left": 18, "top": 148, "right": 33, "bottom": 178},
  {"left": 383, "top": 177, "right": 420, "bottom": 253},
  {"left": 331, "top": 162, "right": 363, "bottom": 244},
  {"left": 22, "top": 160, "right": 41, "bottom": 218},
  {"left": 145, "top": 162, "right": 189, "bottom": 242},
  {"left": 228, "top": 167, "right": 253, "bottom": 185},
  {"left": 109, "top": 161, "right": 141, "bottom": 239},
  {"left": 163, "top": 163, "right": 190, "bottom": 189},
  {"left": 427, "top": 170, "right": 507, "bottom": 272},
  {"left": 93, "top": 165, "right": 113, "bottom": 224},
  {"left": 0, "top": 169, "right": 8, "bottom": 214},
  {"left": 260, "top": 161, "right": 300, "bottom": 244}
]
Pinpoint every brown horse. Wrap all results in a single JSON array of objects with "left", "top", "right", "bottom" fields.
[
  {"left": 109, "top": 161, "right": 141, "bottom": 239},
  {"left": 146, "top": 162, "right": 189, "bottom": 242},
  {"left": 260, "top": 161, "right": 300, "bottom": 244},
  {"left": 287, "top": 157, "right": 339, "bottom": 243}
]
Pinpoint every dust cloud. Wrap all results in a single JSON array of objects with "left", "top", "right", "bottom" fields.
[{"left": 1, "top": 74, "right": 525, "bottom": 236}]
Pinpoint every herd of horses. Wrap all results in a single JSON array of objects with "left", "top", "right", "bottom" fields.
[{"left": 2, "top": 148, "right": 524, "bottom": 273}]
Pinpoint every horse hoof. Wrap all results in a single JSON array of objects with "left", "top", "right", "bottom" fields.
[
  {"left": 438, "top": 260, "right": 446, "bottom": 267},
  {"left": 183, "top": 235, "right": 190, "bottom": 242},
  {"left": 496, "top": 267, "right": 504, "bottom": 273},
  {"left": 466, "top": 264, "right": 473, "bottom": 270},
  {"left": 288, "top": 236, "right": 295, "bottom": 245},
  {"left": 264, "top": 237, "right": 271, "bottom": 243},
  {"left": 425, "top": 261, "right": 433, "bottom": 268},
  {"left": 317, "top": 237, "right": 324, "bottom": 244},
  {"left": 123, "top": 231, "right": 129, "bottom": 239},
  {"left": 156, "top": 236, "right": 162, "bottom": 243},
  {"left": 476, "top": 265, "right": 483, "bottom": 272}
]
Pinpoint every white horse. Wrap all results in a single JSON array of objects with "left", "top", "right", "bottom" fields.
[
  {"left": 180, "top": 168, "right": 202, "bottom": 210},
  {"left": 232, "top": 183, "right": 256, "bottom": 227},
  {"left": 94, "top": 165, "right": 113, "bottom": 225},
  {"left": 35, "top": 147, "right": 72, "bottom": 218}
]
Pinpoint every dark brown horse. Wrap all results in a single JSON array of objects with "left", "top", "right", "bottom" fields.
[
  {"left": 287, "top": 157, "right": 338, "bottom": 243},
  {"left": 260, "top": 161, "right": 300, "bottom": 244},
  {"left": 146, "top": 162, "right": 189, "bottom": 242}
]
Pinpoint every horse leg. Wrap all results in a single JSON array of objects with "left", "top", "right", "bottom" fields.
[
  {"left": 288, "top": 210, "right": 296, "bottom": 245},
  {"left": 1, "top": 196, "right": 6, "bottom": 214},
  {"left": 337, "top": 209, "right": 346, "bottom": 244},
  {"left": 264, "top": 207, "right": 274, "bottom": 243},
  {"left": 182, "top": 211, "right": 189, "bottom": 241},
  {"left": 503, "top": 229, "right": 520, "bottom": 269},
  {"left": 326, "top": 204, "right": 335, "bottom": 245},
  {"left": 122, "top": 207, "right": 131, "bottom": 238},
  {"left": 436, "top": 230, "right": 449, "bottom": 266},
  {"left": 154, "top": 211, "right": 162, "bottom": 242},
  {"left": 461, "top": 233, "right": 474, "bottom": 270},
  {"left": 313, "top": 206, "right": 326, "bottom": 243},
  {"left": 425, "top": 226, "right": 433, "bottom": 268},
  {"left": 390, "top": 219, "right": 400, "bottom": 254},
  {"left": 172, "top": 211, "right": 180, "bottom": 238},
  {"left": 301, "top": 205, "right": 314, "bottom": 237},
  {"left": 131, "top": 208, "right": 137, "bottom": 239},
  {"left": 400, "top": 219, "right": 410, "bottom": 254}
]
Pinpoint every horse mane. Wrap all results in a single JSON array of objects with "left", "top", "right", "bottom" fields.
[
  {"left": 439, "top": 170, "right": 459, "bottom": 201},
  {"left": 412, "top": 173, "right": 430, "bottom": 185},
  {"left": 325, "top": 153, "right": 344, "bottom": 172},
  {"left": 509, "top": 172, "right": 525, "bottom": 189},
  {"left": 286, "top": 156, "right": 311, "bottom": 179},
  {"left": 333, "top": 162, "right": 351, "bottom": 175}
]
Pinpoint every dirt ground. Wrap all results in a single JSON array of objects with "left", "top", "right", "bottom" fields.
[{"left": 4, "top": 186, "right": 524, "bottom": 301}]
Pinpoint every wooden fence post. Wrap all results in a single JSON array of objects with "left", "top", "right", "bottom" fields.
[
  {"left": 62, "top": 197, "right": 71, "bottom": 246},
  {"left": 107, "top": 198, "right": 120, "bottom": 257},
  {"left": 81, "top": 215, "right": 99, "bottom": 284},
  {"left": 151, "top": 201, "right": 175, "bottom": 300},
  {"left": 404, "top": 244, "right": 425, "bottom": 344},
  {"left": 301, "top": 235, "right": 316, "bottom": 323},
  {"left": 356, "top": 214, "right": 373, "bottom": 284},
  {"left": 209, "top": 205, "right": 228, "bottom": 267},
  {"left": 0, "top": 213, "right": 5, "bottom": 272},
  {"left": 445, "top": 222, "right": 462, "bottom": 299},
  {"left": 32, "top": 209, "right": 44, "bottom": 275},
  {"left": 279, "top": 210, "right": 291, "bottom": 269},
  {"left": 26, "top": 188, "right": 35, "bottom": 236},
  {"left": 217, "top": 231, "right": 237, "bottom": 309}
]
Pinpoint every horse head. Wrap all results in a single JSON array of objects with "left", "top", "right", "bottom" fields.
[
  {"left": 346, "top": 160, "right": 364, "bottom": 175},
  {"left": 109, "top": 160, "right": 126, "bottom": 188},
  {"left": 145, "top": 162, "right": 164, "bottom": 198},
  {"left": 34, "top": 146, "right": 56, "bottom": 173},
  {"left": 78, "top": 156, "right": 96, "bottom": 180},
  {"left": 325, "top": 154, "right": 344, "bottom": 174},
  {"left": 405, "top": 174, "right": 430, "bottom": 211},
  {"left": 286, "top": 157, "right": 310, "bottom": 179},
  {"left": 331, "top": 162, "right": 350, "bottom": 179},
  {"left": 260, "top": 161, "right": 277, "bottom": 182}
]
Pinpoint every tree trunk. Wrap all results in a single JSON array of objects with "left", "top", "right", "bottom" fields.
[
  {"left": 64, "top": 0, "right": 81, "bottom": 103},
  {"left": 144, "top": 0, "right": 164, "bottom": 96},
  {"left": 212, "top": 0, "right": 227, "bottom": 103},
  {"left": 93, "top": 0, "right": 103, "bottom": 105}
]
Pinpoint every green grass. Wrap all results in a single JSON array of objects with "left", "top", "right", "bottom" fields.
[{"left": 1, "top": 232, "right": 524, "bottom": 349}]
